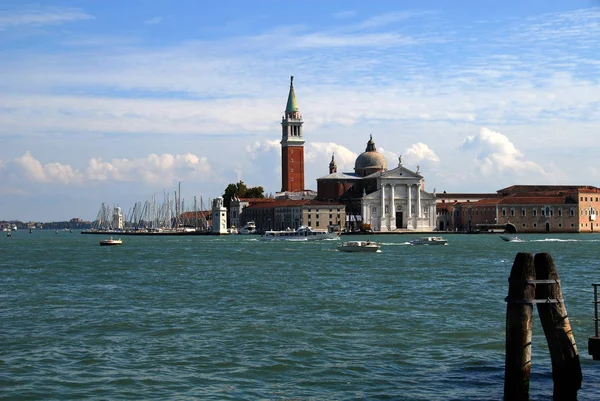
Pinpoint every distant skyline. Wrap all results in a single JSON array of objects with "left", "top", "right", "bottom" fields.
[{"left": 1, "top": 1, "right": 600, "bottom": 221}]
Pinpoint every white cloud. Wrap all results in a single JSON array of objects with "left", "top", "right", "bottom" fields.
[
  {"left": 295, "top": 33, "right": 418, "bottom": 48},
  {"left": 305, "top": 142, "right": 357, "bottom": 170},
  {"left": 14, "top": 151, "right": 83, "bottom": 184},
  {"left": 355, "top": 11, "right": 436, "bottom": 30},
  {"left": 332, "top": 10, "right": 356, "bottom": 19},
  {"left": 89, "top": 153, "right": 212, "bottom": 185},
  {"left": 0, "top": 7, "right": 94, "bottom": 30},
  {"left": 246, "top": 140, "right": 280, "bottom": 159},
  {"left": 143, "top": 16, "right": 163, "bottom": 25},
  {"left": 13, "top": 152, "right": 212, "bottom": 186},
  {"left": 402, "top": 142, "right": 440, "bottom": 165},
  {"left": 461, "top": 127, "right": 545, "bottom": 176}
]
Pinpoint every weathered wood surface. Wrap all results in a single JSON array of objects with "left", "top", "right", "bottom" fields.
[
  {"left": 534, "top": 252, "right": 582, "bottom": 401},
  {"left": 504, "top": 252, "right": 536, "bottom": 401}
]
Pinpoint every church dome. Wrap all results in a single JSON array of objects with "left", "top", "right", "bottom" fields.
[{"left": 354, "top": 135, "right": 387, "bottom": 174}]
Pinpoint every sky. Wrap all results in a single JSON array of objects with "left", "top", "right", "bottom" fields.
[{"left": 1, "top": 0, "right": 599, "bottom": 222}]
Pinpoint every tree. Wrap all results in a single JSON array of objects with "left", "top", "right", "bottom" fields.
[
  {"left": 222, "top": 181, "right": 264, "bottom": 208},
  {"left": 245, "top": 186, "right": 265, "bottom": 198},
  {"left": 223, "top": 181, "right": 248, "bottom": 203}
]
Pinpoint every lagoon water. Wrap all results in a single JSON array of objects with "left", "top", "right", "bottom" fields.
[{"left": 2, "top": 230, "right": 600, "bottom": 400}]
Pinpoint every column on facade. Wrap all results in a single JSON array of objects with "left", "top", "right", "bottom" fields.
[
  {"left": 390, "top": 184, "right": 395, "bottom": 217},
  {"left": 390, "top": 184, "right": 396, "bottom": 230},
  {"left": 417, "top": 183, "right": 422, "bottom": 218},
  {"left": 381, "top": 183, "right": 385, "bottom": 218},
  {"left": 407, "top": 183, "right": 412, "bottom": 216}
]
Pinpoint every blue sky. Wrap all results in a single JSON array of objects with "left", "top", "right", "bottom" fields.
[{"left": 1, "top": 1, "right": 599, "bottom": 221}]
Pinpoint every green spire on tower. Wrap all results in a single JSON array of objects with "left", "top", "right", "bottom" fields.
[{"left": 286, "top": 75, "right": 299, "bottom": 113}]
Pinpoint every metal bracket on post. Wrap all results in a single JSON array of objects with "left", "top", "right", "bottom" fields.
[
  {"left": 505, "top": 297, "right": 563, "bottom": 304},
  {"left": 589, "top": 283, "right": 600, "bottom": 360}
]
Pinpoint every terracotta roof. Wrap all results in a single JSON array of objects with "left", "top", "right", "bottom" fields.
[
  {"left": 498, "top": 185, "right": 599, "bottom": 195},
  {"left": 498, "top": 196, "right": 575, "bottom": 205},
  {"left": 436, "top": 193, "right": 500, "bottom": 199},
  {"left": 245, "top": 198, "right": 345, "bottom": 209},
  {"left": 237, "top": 198, "right": 276, "bottom": 204},
  {"left": 471, "top": 198, "right": 503, "bottom": 205},
  {"left": 245, "top": 199, "right": 311, "bottom": 209},
  {"left": 180, "top": 211, "right": 211, "bottom": 219}
]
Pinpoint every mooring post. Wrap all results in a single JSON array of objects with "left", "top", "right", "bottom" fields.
[
  {"left": 504, "top": 252, "right": 536, "bottom": 401},
  {"left": 534, "top": 253, "right": 582, "bottom": 401},
  {"left": 588, "top": 283, "right": 600, "bottom": 360}
]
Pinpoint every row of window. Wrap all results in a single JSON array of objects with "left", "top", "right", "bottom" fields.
[
  {"left": 518, "top": 222, "right": 600, "bottom": 228},
  {"left": 307, "top": 214, "right": 338, "bottom": 220},
  {"left": 581, "top": 196, "right": 599, "bottom": 202},
  {"left": 521, "top": 222, "right": 575, "bottom": 228},
  {"left": 502, "top": 207, "right": 576, "bottom": 217},
  {"left": 307, "top": 219, "right": 341, "bottom": 227}
]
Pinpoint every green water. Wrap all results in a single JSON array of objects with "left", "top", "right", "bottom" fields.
[{"left": 1, "top": 231, "right": 599, "bottom": 400}]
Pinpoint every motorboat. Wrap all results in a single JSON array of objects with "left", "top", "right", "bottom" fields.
[
  {"left": 260, "top": 226, "right": 340, "bottom": 241},
  {"left": 409, "top": 236, "right": 448, "bottom": 246},
  {"left": 99, "top": 237, "right": 123, "bottom": 246},
  {"left": 239, "top": 221, "right": 257, "bottom": 235},
  {"left": 337, "top": 240, "right": 381, "bottom": 252},
  {"left": 499, "top": 235, "right": 523, "bottom": 243}
]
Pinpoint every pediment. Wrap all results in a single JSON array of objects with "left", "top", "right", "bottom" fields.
[{"left": 380, "top": 166, "right": 422, "bottom": 180}]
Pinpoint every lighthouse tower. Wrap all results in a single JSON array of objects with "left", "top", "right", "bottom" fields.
[{"left": 280, "top": 76, "right": 305, "bottom": 192}]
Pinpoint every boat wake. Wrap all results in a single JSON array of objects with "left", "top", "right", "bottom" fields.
[{"left": 531, "top": 238, "right": 581, "bottom": 242}]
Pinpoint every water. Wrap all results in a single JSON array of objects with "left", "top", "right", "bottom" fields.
[{"left": 1, "top": 231, "right": 600, "bottom": 400}]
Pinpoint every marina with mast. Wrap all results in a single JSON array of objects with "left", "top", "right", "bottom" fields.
[{"left": 82, "top": 184, "right": 213, "bottom": 235}]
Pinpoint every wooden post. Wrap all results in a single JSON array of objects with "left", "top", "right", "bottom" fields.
[
  {"left": 504, "top": 252, "right": 536, "bottom": 401},
  {"left": 534, "top": 253, "right": 582, "bottom": 401},
  {"left": 589, "top": 283, "right": 600, "bottom": 360}
]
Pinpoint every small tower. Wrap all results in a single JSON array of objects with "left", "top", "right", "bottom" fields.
[
  {"left": 112, "top": 207, "right": 123, "bottom": 229},
  {"left": 281, "top": 76, "right": 305, "bottom": 192},
  {"left": 211, "top": 197, "right": 228, "bottom": 235},
  {"left": 329, "top": 154, "right": 337, "bottom": 174}
]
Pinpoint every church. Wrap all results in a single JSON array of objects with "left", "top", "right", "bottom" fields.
[
  {"left": 241, "top": 76, "right": 437, "bottom": 233},
  {"left": 316, "top": 137, "right": 437, "bottom": 232}
]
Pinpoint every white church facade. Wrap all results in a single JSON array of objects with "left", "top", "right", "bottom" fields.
[
  {"left": 317, "top": 136, "right": 437, "bottom": 233},
  {"left": 360, "top": 161, "right": 437, "bottom": 232}
]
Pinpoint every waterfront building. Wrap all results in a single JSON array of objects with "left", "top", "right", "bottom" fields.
[
  {"left": 228, "top": 197, "right": 275, "bottom": 229},
  {"left": 317, "top": 136, "right": 437, "bottom": 232},
  {"left": 436, "top": 185, "right": 600, "bottom": 233},
  {"left": 242, "top": 199, "right": 346, "bottom": 233}
]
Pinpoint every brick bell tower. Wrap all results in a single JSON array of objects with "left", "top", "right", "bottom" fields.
[{"left": 280, "top": 75, "right": 305, "bottom": 192}]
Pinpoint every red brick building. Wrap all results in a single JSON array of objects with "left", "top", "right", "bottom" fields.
[
  {"left": 280, "top": 76, "right": 305, "bottom": 192},
  {"left": 436, "top": 185, "right": 600, "bottom": 233}
]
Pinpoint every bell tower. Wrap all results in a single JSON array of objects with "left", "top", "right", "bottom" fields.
[{"left": 281, "top": 75, "right": 305, "bottom": 192}]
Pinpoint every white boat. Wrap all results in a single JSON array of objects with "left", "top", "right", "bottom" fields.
[
  {"left": 239, "top": 221, "right": 257, "bottom": 235},
  {"left": 261, "top": 226, "right": 340, "bottom": 241},
  {"left": 410, "top": 236, "right": 448, "bottom": 246},
  {"left": 99, "top": 237, "right": 122, "bottom": 246},
  {"left": 500, "top": 235, "right": 523, "bottom": 243},
  {"left": 337, "top": 240, "right": 381, "bottom": 252},
  {"left": 228, "top": 226, "right": 238, "bottom": 234}
]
